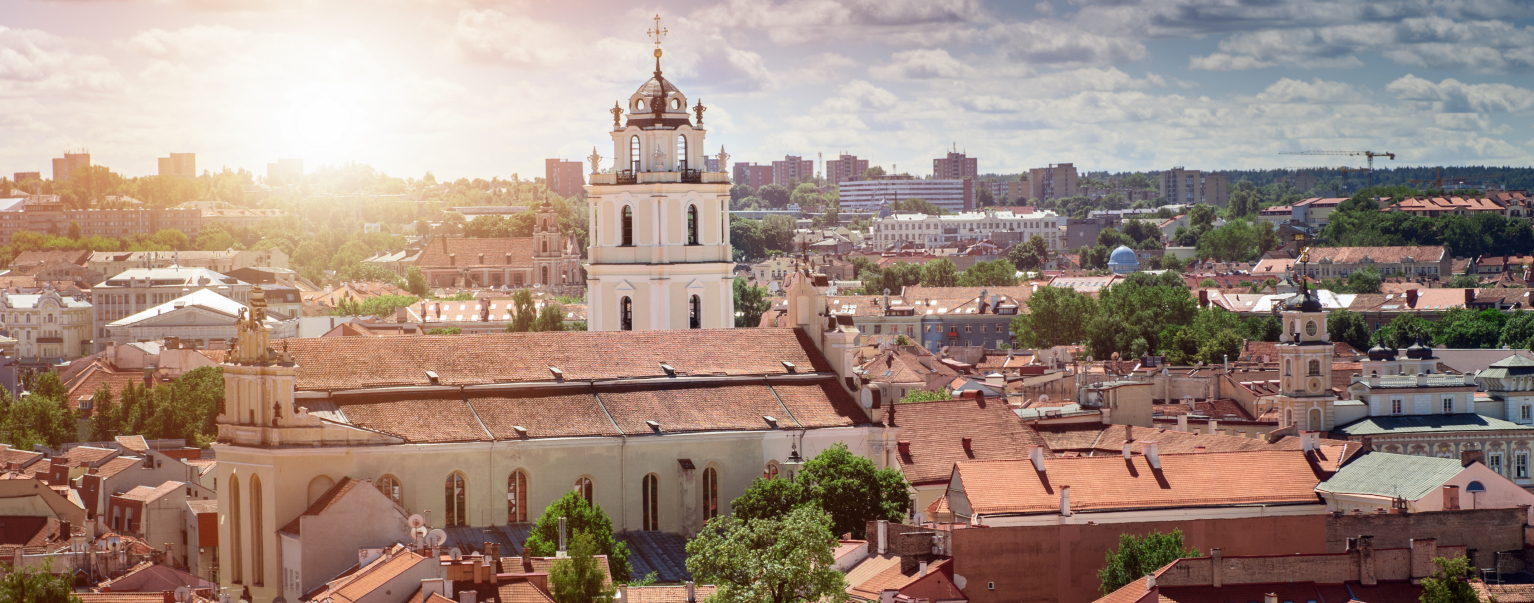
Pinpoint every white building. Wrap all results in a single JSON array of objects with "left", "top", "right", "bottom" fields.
[
  {"left": 583, "top": 44, "right": 734, "bottom": 331},
  {"left": 104, "top": 287, "right": 295, "bottom": 350},
  {"left": 91, "top": 267, "right": 252, "bottom": 351},
  {"left": 1316, "top": 451, "right": 1534, "bottom": 521},
  {"left": 0, "top": 288, "right": 93, "bottom": 359},
  {"left": 870, "top": 210, "right": 1062, "bottom": 250},
  {"left": 839, "top": 179, "right": 974, "bottom": 213}
]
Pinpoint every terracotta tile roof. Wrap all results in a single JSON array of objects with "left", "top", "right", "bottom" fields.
[
  {"left": 1239, "top": 341, "right": 1358, "bottom": 363},
  {"left": 307, "top": 545, "right": 428, "bottom": 603},
  {"left": 1386, "top": 196, "right": 1506, "bottom": 214},
  {"left": 186, "top": 499, "right": 217, "bottom": 514},
  {"left": 93, "top": 456, "right": 144, "bottom": 480},
  {"left": 280, "top": 477, "right": 365, "bottom": 535},
  {"left": 11, "top": 250, "right": 91, "bottom": 267},
  {"left": 893, "top": 397, "right": 1048, "bottom": 485},
  {"left": 280, "top": 328, "right": 831, "bottom": 391},
  {"left": 952, "top": 449, "right": 1326, "bottom": 516},
  {"left": 115, "top": 435, "right": 149, "bottom": 453},
  {"left": 1151, "top": 399, "right": 1254, "bottom": 421},
  {"left": 196, "top": 349, "right": 227, "bottom": 364},
  {"left": 75, "top": 594, "right": 171, "bottom": 603},
  {"left": 859, "top": 348, "right": 960, "bottom": 390},
  {"left": 61, "top": 446, "right": 118, "bottom": 466},
  {"left": 513, "top": 556, "right": 612, "bottom": 587},
  {"left": 766, "top": 379, "right": 867, "bottom": 429},
  {"left": 845, "top": 557, "right": 962, "bottom": 602},
  {"left": 498, "top": 581, "right": 556, "bottom": 603},
  {"left": 1033, "top": 424, "right": 1355, "bottom": 458},
  {"left": 116, "top": 481, "right": 181, "bottom": 503},
  {"left": 468, "top": 391, "right": 623, "bottom": 440},
  {"left": 415, "top": 237, "right": 536, "bottom": 269},
  {"left": 336, "top": 393, "right": 494, "bottom": 443},
  {"left": 65, "top": 363, "right": 143, "bottom": 412},
  {"left": 623, "top": 585, "right": 720, "bottom": 603},
  {"left": 0, "top": 447, "right": 42, "bottom": 469},
  {"left": 0, "top": 516, "right": 58, "bottom": 546}
]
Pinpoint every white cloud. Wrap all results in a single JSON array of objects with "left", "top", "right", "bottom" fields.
[
  {"left": 692, "top": 0, "right": 986, "bottom": 44},
  {"left": 869, "top": 49, "right": 972, "bottom": 80},
  {"left": 0, "top": 26, "right": 121, "bottom": 96},
  {"left": 1255, "top": 78, "right": 1365, "bottom": 104},
  {"left": 1386, "top": 74, "right": 1534, "bottom": 113},
  {"left": 1187, "top": 17, "right": 1534, "bottom": 72},
  {"left": 990, "top": 21, "right": 1146, "bottom": 66},
  {"left": 448, "top": 9, "right": 572, "bottom": 66}
]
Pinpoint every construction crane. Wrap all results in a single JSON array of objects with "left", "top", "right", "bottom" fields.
[{"left": 1280, "top": 150, "right": 1396, "bottom": 186}]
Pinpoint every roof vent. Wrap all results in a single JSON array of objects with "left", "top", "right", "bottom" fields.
[
  {"left": 646, "top": 420, "right": 661, "bottom": 434},
  {"left": 782, "top": 361, "right": 797, "bottom": 374},
  {"left": 513, "top": 426, "right": 528, "bottom": 438},
  {"left": 425, "top": 370, "right": 440, "bottom": 386},
  {"left": 763, "top": 416, "right": 778, "bottom": 428},
  {"left": 549, "top": 367, "right": 564, "bottom": 383},
  {"left": 660, "top": 363, "right": 676, "bottom": 377}
]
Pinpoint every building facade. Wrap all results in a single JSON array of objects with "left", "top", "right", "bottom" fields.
[
  {"left": 826, "top": 154, "right": 869, "bottom": 187},
  {"left": 53, "top": 152, "right": 90, "bottom": 183},
  {"left": 1028, "top": 163, "right": 1078, "bottom": 201},
  {"left": 544, "top": 158, "right": 585, "bottom": 199},
  {"left": 0, "top": 289, "right": 93, "bottom": 359},
  {"left": 158, "top": 153, "right": 196, "bottom": 178},
  {"left": 583, "top": 47, "right": 734, "bottom": 331},
  {"left": 0, "top": 199, "right": 202, "bottom": 245},
  {"left": 412, "top": 204, "right": 583, "bottom": 293},
  {"left": 1159, "top": 167, "right": 1229, "bottom": 207},
  {"left": 90, "top": 267, "right": 252, "bottom": 351},
  {"left": 731, "top": 163, "right": 773, "bottom": 190},
  {"left": 870, "top": 209, "right": 1061, "bottom": 249},
  {"left": 772, "top": 155, "right": 814, "bottom": 186},
  {"left": 839, "top": 179, "right": 974, "bottom": 213},
  {"left": 933, "top": 152, "right": 978, "bottom": 181}
]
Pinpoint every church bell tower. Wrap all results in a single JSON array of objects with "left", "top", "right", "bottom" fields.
[
  {"left": 1275, "top": 248, "right": 1337, "bottom": 432},
  {"left": 583, "top": 15, "right": 735, "bottom": 331}
]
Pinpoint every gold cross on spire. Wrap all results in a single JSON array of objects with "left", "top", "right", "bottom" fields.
[{"left": 648, "top": 14, "right": 668, "bottom": 57}]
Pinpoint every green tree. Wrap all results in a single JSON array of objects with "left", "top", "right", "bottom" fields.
[
  {"left": 920, "top": 258, "right": 959, "bottom": 287},
  {"left": 1444, "top": 274, "right": 1481, "bottom": 288},
  {"left": 1011, "top": 286, "right": 1097, "bottom": 349},
  {"left": 405, "top": 266, "right": 429, "bottom": 296},
  {"left": 1500, "top": 310, "right": 1534, "bottom": 349},
  {"left": 757, "top": 184, "right": 791, "bottom": 209},
  {"left": 1328, "top": 309, "right": 1373, "bottom": 352},
  {"left": 1188, "top": 204, "right": 1216, "bottom": 230},
  {"left": 88, "top": 387, "right": 119, "bottom": 442},
  {"left": 1435, "top": 308, "right": 1506, "bottom": 349},
  {"left": 1243, "top": 315, "right": 1281, "bottom": 342},
  {"left": 1085, "top": 272, "right": 1197, "bottom": 359},
  {"left": 508, "top": 289, "right": 537, "bottom": 333},
  {"left": 1097, "top": 530, "right": 1201, "bottom": 595},
  {"left": 534, "top": 303, "right": 567, "bottom": 332},
  {"left": 1008, "top": 235, "right": 1050, "bottom": 271},
  {"left": 900, "top": 390, "right": 950, "bottom": 403},
  {"left": 730, "top": 219, "right": 766, "bottom": 261},
  {"left": 0, "top": 560, "right": 81, "bottom": 603},
  {"left": 1419, "top": 556, "right": 1478, "bottom": 603},
  {"left": 958, "top": 259, "right": 1020, "bottom": 287},
  {"left": 730, "top": 443, "right": 909, "bottom": 539},
  {"left": 762, "top": 215, "right": 796, "bottom": 253},
  {"left": 685, "top": 506, "right": 848, "bottom": 603},
  {"left": 1, "top": 392, "right": 74, "bottom": 450},
  {"left": 730, "top": 183, "right": 754, "bottom": 204},
  {"left": 1346, "top": 268, "right": 1383, "bottom": 294},
  {"left": 66, "top": 221, "right": 81, "bottom": 240},
  {"left": 549, "top": 531, "right": 617, "bottom": 603},
  {"left": 1375, "top": 313, "right": 1434, "bottom": 349},
  {"left": 425, "top": 327, "right": 462, "bottom": 335},
  {"left": 524, "top": 491, "right": 632, "bottom": 582},
  {"left": 734, "top": 277, "right": 771, "bottom": 327},
  {"left": 889, "top": 198, "right": 944, "bottom": 215}
]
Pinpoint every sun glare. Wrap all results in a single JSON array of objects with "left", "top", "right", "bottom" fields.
[{"left": 278, "top": 84, "right": 366, "bottom": 166}]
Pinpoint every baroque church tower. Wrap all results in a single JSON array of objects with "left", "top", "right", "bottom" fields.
[
  {"left": 1274, "top": 248, "right": 1338, "bottom": 432},
  {"left": 584, "top": 16, "right": 735, "bottom": 331}
]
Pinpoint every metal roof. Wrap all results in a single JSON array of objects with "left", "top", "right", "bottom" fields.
[
  {"left": 1315, "top": 452, "right": 1464, "bottom": 501},
  {"left": 1335, "top": 413, "right": 1534, "bottom": 436}
]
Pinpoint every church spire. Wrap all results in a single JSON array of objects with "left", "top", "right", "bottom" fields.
[{"left": 647, "top": 14, "right": 668, "bottom": 77}]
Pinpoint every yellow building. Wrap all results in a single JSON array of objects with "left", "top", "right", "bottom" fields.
[{"left": 1273, "top": 284, "right": 1338, "bottom": 431}]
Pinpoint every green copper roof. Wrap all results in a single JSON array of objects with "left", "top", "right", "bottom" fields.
[
  {"left": 1479, "top": 354, "right": 1534, "bottom": 380},
  {"left": 1316, "top": 452, "right": 1465, "bottom": 501},
  {"left": 1335, "top": 413, "right": 1534, "bottom": 436}
]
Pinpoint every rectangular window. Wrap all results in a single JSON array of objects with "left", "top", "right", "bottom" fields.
[
  {"left": 1524, "top": 406, "right": 1532, "bottom": 421},
  {"left": 1444, "top": 398, "right": 1453, "bottom": 413},
  {"left": 1490, "top": 453, "right": 1504, "bottom": 475},
  {"left": 965, "top": 324, "right": 972, "bottom": 333},
  {"left": 1518, "top": 452, "right": 1529, "bottom": 479},
  {"left": 874, "top": 325, "right": 882, "bottom": 334},
  {"left": 1391, "top": 399, "right": 1403, "bottom": 414}
]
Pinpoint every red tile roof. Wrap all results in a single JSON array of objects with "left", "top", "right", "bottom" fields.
[
  {"left": 498, "top": 581, "right": 556, "bottom": 603},
  {"left": 623, "top": 585, "right": 720, "bottom": 603},
  {"left": 952, "top": 449, "right": 1326, "bottom": 516},
  {"left": 0, "top": 516, "right": 58, "bottom": 546},
  {"left": 893, "top": 397, "right": 1048, "bottom": 486},
  {"left": 415, "top": 237, "right": 536, "bottom": 269}
]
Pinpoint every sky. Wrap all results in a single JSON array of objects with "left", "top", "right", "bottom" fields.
[{"left": 2, "top": 0, "right": 1532, "bottom": 182}]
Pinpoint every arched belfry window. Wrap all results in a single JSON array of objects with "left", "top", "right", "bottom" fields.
[
  {"left": 689, "top": 295, "right": 702, "bottom": 329},
  {"left": 621, "top": 206, "right": 634, "bottom": 247},
  {"left": 641, "top": 474, "right": 659, "bottom": 531},
  {"left": 445, "top": 472, "right": 467, "bottom": 526},
  {"left": 620, "top": 297, "right": 633, "bottom": 331},
  {"left": 508, "top": 470, "right": 528, "bottom": 523},
  {"left": 687, "top": 205, "right": 699, "bottom": 245},
  {"left": 702, "top": 467, "right": 719, "bottom": 521},
  {"left": 630, "top": 135, "right": 641, "bottom": 173},
  {"left": 1308, "top": 359, "right": 1321, "bottom": 376},
  {"left": 677, "top": 135, "right": 688, "bottom": 171},
  {"left": 574, "top": 477, "right": 593, "bottom": 505}
]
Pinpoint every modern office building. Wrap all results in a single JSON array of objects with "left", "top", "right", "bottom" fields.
[
  {"left": 1029, "top": 163, "right": 1078, "bottom": 201},
  {"left": 839, "top": 179, "right": 974, "bottom": 213},
  {"left": 544, "top": 158, "right": 585, "bottom": 198},
  {"left": 871, "top": 209, "right": 1062, "bottom": 249}
]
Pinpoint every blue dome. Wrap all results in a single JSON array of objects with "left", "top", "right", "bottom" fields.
[{"left": 1107, "top": 245, "right": 1140, "bottom": 274}]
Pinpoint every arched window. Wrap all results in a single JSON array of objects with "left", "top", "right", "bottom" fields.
[
  {"left": 1285, "top": 408, "right": 1294, "bottom": 427},
  {"left": 689, "top": 295, "right": 701, "bottom": 329},
  {"left": 702, "top": 467, "right": 719, "bottom": 520},
  {"left": 764, "top": 461, "right": 780, "bottom": 480},
  {"left": 676, "top": 135, "right": 688, "bottom": 171},
  {"left": 1284, "top": 359, "right": 1292, "bottom": 376},
  {"left": 641, "top": 474, "right": 659, "bottom": 531},
  {"left": 376, "top": 475, "right": 403, "bottom": 506},
  {"left": 508, "top": 470, "right": 528, "bottom": 523},
  {"left": 620, "top": 297, "right": 633, "bottom": 331},
  {"left": 251, "top": 475, "right": 264, "bottom": 586},
  {"left": 230, "top": 475, "right": 242, "bottom": 584},
  {"left": 630, "top": 136, "right": 641, "bottom": 173},
  {"left": 574, "top": 477, "right": 593, "bottom": 506},
  {"left": 1308, "top": 359, "right": 1321, "bottom": 376},
  {"left": 542, "top": 240, "right": 548, "bottom": 253},
  {"left": 621, "top": 206, "right": 634, "bottom": 247},
  {"left": 445, "top": 473, "right": 467, "bottom": 526},
  {"left": 687, "top": 205, "right": 699, "bottom": 245},
  {"left": 541, "top": 266, "right": 549, "bottom": 285}
]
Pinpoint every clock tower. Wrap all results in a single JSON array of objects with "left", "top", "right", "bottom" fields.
[
  {"left": 1274, "top": 248, "right": 1337, "bottom": 432},
  {"left": 584, "top": 15, "right": 735, "bottom": 331}
]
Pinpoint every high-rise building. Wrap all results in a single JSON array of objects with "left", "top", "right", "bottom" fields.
[
  {"left": 771, "top": 155, "right": 814, "bottom": 186},
  {"left": 825, "top": 154, "right": 869, "bottom": 186},
  {"left": 12, "top": 172, "right": 40, "bottom": 186},
  {"left": 52, "top": 152, "right": 90, "bottom": 183},
  {"left": 544, "top": 158, "right": 585, "bottom": 198},
  {"left": 583, "top": 44, "right": 733, "bottom": 331},
  {"left": 158, "top": 153, "right": 196, "bottom": 178},
  {"left": 1159, "top": 168, "right": 1229, "bottom": 207},
  {"left": 732, "top": 163, "right": 773, "bottom": 190},
  {"left": 266, "top": 158, "right": 304, "bottom": 182},
  {"left": 1029, "top": 163, "right": 1079, "bottom": 201},
  {"left": 933, "top": 151, "right": 978, "bottom": 181},
  {"left": 704, "top": 156, "right": 720, "bottom": 173},
  {"left": 977, "top": 178, "right": 1025, "bottom": 204}
]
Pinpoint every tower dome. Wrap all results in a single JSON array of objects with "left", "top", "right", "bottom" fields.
[
  {"left": 1367, "top": 343, "right": 1396, "bottom": 361},
  {"left": 1107, "top": 245, "right": 1140, "bottom": 274},
  {"left": 1406, "top": 337, "right": 1433, "bottom": 359}
]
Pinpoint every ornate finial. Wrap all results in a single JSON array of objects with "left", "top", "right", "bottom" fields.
[
  {"left": 610, "top": 101, "right": 623, "bottom": 127},
  {"left": 588, "top": 147, "right": 603, "bottom": 174},
  {"left": 647, "top": 14, "right": 668, "bottom": 74},
  {"left": 652, "top": 145, "right": 667, "bottom": 171},
  {"left": 717, "top": 146, "right": 730, "bottom": 170},
  {"left": 693, "top": 99, "right": 706, "bottom": 125}
]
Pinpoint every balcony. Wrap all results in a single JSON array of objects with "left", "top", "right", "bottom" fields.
[
  {"left": 36, "top": 337, "right": 63, "bottom": 344},
  {"left": 589, "top": 170, "right": 730, "bottom": 187}
]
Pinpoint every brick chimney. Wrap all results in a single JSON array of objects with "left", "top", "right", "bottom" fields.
[
  {"left": 1358, "top": 535, "right": 1376, "bottom": 586},
  {"left": 1462, "top": 450, "right": 1484, "bottom": 467},
  {"left": 1442, "top": 485, "right": 1459, "bottom": 510},
  {"left": 1211, "top": 548, "right": 1221, "bottom": 587},
  {"left": 1264, "top": 594, "right": 1277, "bottom": 603},
  {"left": 1029, "top": 445, "right": 1045, "bottom": 471},
  {"left": 961, "top": 438, "right": 973, "bottom": 454}
]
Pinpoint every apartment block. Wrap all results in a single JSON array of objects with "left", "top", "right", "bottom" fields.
[
  {"left": 266, "top": 158, "right": 304, "bottom": 182},
  {"left": 840, "top": 179, "right": 974, "bottom": 213},
  {"left": 0, "top": 198, "right": 202, "bottom": 245},
  {"left": 772, "top": 155, "right": 814, "bottom": 186},
  {"left": 732, "top": 162, "right": 774, "bottom": 190},
  {"left": 978, "top": 179, "right": 1025, "bottom": 204},
  {"left": 1160, "top": 167, "right": 1230, "bottom": 207},
  {"left": 53, "top": 152, "right": 90, "bottom": 183},
  {"left": 826, "top": 154, "right": 869, "bottom": 187},
  {"left": 1029, "top": 163, "right": 1079, "bottom": 201},
  {"left": 704, "top": 156, "right": 720, "bottom": 173},
  {"left": 157, "top": 153, "right": 196, "bottom": 178},
  {"left": 13, "top": 172, "right": 40, "bottom": 185},
  {"left": 933, "top": 152, "right": 978, "bottom": 180},
  {"left": 544, "top": 158, "right": 585, "bottom": 198}
]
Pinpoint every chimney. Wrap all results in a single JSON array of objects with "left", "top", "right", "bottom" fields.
[
  {"left": 421, "top": 579, "right": 448, "bottom": 600},
  {"left": 961, "top": 438, "right": 973, "bottom": 454},
  {"left": 1177, "top": 414, "right": 1188, "bottom": 432},
  {"left": 897, "top": 441, "right": 911, "bottom": 455},
  {"left": 1146, "top": 574, "right": 1156, "bottom": 589},
  {"left": 1142, "top": 441, "right": 1161, "bottom": 469},
  {"left": 396, "top": 306, "right": 408, "bottom": 322},
  {"left": 881, "top": 590, "right": 898, "bottom": 603},
  {"left": 1208, "top": 418, "right": 1218, "bottom": 435},
  {"left": 1406, "top": 288, "right": 1418, "bottom": 307},
  {"left": 1029, "top": 445, "right": 1045, "bottom": 471},
  {"left": 521, "top": 542, "right": 532, "bottom": 572},
  {"left": 1466, "top": 288, "right": 1477, "bottom": 305},
  {"left": 558, "top": 517, "right": 567, "bottom": 557},
  {"left": 1264, "top": 594, "right": 1277, "bottom": 603},
  {"left": 1462, "top": 450, "right": 1484, "bottom": 467},
  {"left": 1059, "top": 485, "right": 1071, "bottom": 517},
  {"left": 1442, "top": 485, "right": 1460, "bottom": 510},
  {"left": 1121, "top": 440, "right": 1132, "bottom": 460},
  {"left": 459, "top": 591, "right": 476, "bottom": 603},
  {"left": 1194, "top": 445, "right": 1206, "bottom": 453},
  {"left": 1359, "top": 535, "right": 1376, "bottom": 586},
  {"left": 1300, "top": 430, "right": 1312, "bottom": 452},
  {"left": 877, "top": 520, "right": 888, "bottom": 555},
  {"left": 1199, "top": 289, "right": 1209, "bottom": 307},
  {"left": 1211, "top": 548, "right": 1221, "bottom": 588},
  {"left": 919, "top": 560, "right": 928, "bottom": 577},
  {"left": 686, "top": 581, "right": 696, "bottom": 603},
  {"left": 618, "top": 586, "right": 628, "bottom": 603},
  {"left": 164, "top": 543, "right": 174, "bottom": 567}
]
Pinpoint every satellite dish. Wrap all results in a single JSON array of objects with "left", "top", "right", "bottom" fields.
[
  {"left": 175, "top": 587, "right": 192, "bottom": 603},
  {"left": 408, "top": 514, "right": 426, "bottom": 529},
  {"left": 413, "top": 526, "right": 429, "bottom": 539},
  {"left": 448, "top": 547, "right": 462, "bottom": 561},
  {"left": 426, "top": 529, "right": 448, "bottom": 548},
  {"left": 1038, "top": 394, "right": 1050, "bottom": 404},
  {"left": 108, "top": 536, "right": 121, "bottom": 552}
]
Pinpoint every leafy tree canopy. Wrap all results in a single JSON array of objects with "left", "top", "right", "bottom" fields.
[
  {"left": 685, "top": 506, "right": 849, "bottom": 603},
  {"left": 1097, "top": 530, "right": 1201, "bottom": 595},
  {"left": 524, "top": 491, "right": 632, "bottom": 582}
]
